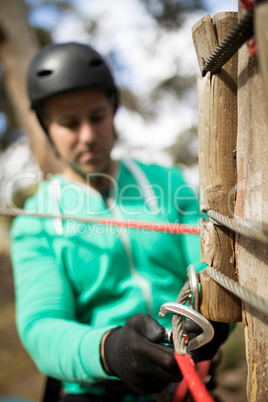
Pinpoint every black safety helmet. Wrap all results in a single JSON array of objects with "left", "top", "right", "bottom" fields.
[{"left": 27, "top": 42, "right": 119, "bottom": 133}]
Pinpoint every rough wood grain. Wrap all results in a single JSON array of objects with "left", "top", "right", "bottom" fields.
[
  {"left": 255, "top": 3, "right": 268, "bottom": 120},
  {"left": 200, "top": 219, "right": 241, "bottom": 322},
  {"left": 193, "top": 12, "right": 241, "bottom": 322},
  {"left": 192, "top": 14, "right": 218, "bottom": 74},
  {"left": 235, "top": 3, "right": 268, "bottom": 399}
]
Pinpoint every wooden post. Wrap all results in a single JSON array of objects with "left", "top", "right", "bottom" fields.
[
  {"left": 234, "top": 3, "right": 268, "bottom": 399},
  {"left": 256, "top": 3, "right": 268, "bottom": 118},
  {"left": 192, "top": 12, "right": 242, "bottom": 322}
]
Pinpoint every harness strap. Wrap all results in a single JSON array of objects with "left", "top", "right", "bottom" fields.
[{"left": 42, "top": 376, "right": 62, "bottom": 402}]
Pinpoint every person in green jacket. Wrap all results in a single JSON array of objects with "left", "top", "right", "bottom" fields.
[{"left": 11, "top": 42, "right": 228, "bottom": 401}]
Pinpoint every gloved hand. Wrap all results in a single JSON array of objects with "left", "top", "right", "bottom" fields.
[
  {"left": 183, "top": 319, "right": 229, "bottom": 362},
  {"left": 103, "top": 313, "right": 182, "bottom": 395}
]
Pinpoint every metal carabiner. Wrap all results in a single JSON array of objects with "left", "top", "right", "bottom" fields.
[
  {"left": 187, "top": 264, "right": 200, "bottom": 312},
  {"left": 160, "top": 302, "right": 214, "bottom": 352}
]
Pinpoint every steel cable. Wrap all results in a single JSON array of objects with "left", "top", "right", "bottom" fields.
[
  {"left": 205, "top": 266, "right": 268, "bottom": 317},
  {"left": 172, "top": 281, "right": 191, "bottom": 354},
  {"left": 203, "top": 10, "right": 254, "bottom": 76},
  {"left": 172, "top": 264, "right": 268, "bottom": 358},
  {"left": 207, "top": 209, "right": 268, "bottom": 244}
]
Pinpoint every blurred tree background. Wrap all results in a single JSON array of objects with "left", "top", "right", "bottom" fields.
[
  {"left": 0, "top": 0, "right": 207, "bottom": 400},
  {"left": 0, "top": 0, "right": 205, "bottom": 184},
  {"left": 0, "top": 1, "right": 207, "bottom": 397},
  {"left": 0, "top": 1, "right": 247, "bottom": 401}
]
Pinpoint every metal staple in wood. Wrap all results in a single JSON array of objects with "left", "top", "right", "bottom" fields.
[
  {"left": 207, "top": 209, "right": 268, "bottom": 244},
  {"left": 203, "top": 9, "right": 254, "bottom": 76}
]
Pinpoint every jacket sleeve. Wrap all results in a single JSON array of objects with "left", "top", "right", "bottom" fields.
[
  {"left": 172, "top": 167, "right": 206, "bottom": 273},
  {"left": 11, "top": 214, "right": 115, "bottom": 385}
]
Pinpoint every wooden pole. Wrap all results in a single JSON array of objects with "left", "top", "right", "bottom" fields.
[
  {"left": 192, "top": 12, "right": 242, "bottom": 322},
  {"left": 255, "top": 2, "right": 268, "bottom": 118},
  {"left": 234, "top": 3, "right": 268, "bottom": 399}
]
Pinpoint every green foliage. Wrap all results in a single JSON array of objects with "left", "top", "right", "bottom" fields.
[
  {"left": 142, "top": 0, "right": 205, "bottom": 30},
  {"left": 26, "top": 0, "right": 74, "bottom": 13},
  {"left": 120, "top": 87, "right": 148, "bottom": 117},
  {"left": 25, "top": 0, "right": 98, "bottom": 36},
  {"left": 165, "top": 126, "right": 198, "bottom": 166},
  {"left": 33, "top": 26, "right": 53, "bottom": 47},
  {"left": 151, "top": 74, "right": 196, "bottom": 102}
]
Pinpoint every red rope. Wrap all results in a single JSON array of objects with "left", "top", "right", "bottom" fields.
[
  {"left": 240, "top": 0, "right": 255, "bottom": 10},
  {"left": 247, "top": 38, "right": 257, "bottom": 56},
  {"left": 174, "top": 354, "right": 214, "bottom": 402},
  {"left": 240, "top": 0, "right": 257, "bottom": 56},
  {"left": 0, "top": 207, "right": 200, "bottom": 235},
  {"left": 96, "top": 218, "right": 200, "bottom": 235},
  {"left": 173, "top": 360, "right": 211, "bottom": 401}
]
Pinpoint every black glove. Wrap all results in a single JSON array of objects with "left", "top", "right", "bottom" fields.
[
  {"left": 103, "top": 313, "right": 182, "bottom": 395},
  {"left": 183, "top": 319, "right": 229, "bottom": 362}
]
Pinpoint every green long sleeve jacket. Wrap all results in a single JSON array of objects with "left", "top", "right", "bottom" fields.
[{"left": 11, "top": 159, "right": 204, "bottom": 395}]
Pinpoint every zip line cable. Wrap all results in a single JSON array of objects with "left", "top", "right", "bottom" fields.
[
  {"left": 2, "top": 208, "right": 267, "bottom": 318},
  {"left": 1, "top": 0, "right": 266, "bottom": 320},
  {"left": 205, "top": 266, "right": 268, "bottom": 318},
  {"left": 1, "top": 205, "right": 268, "bottom": 243},
  {"left": 207, "top": 209, "right": 268, "bottom": 244}
]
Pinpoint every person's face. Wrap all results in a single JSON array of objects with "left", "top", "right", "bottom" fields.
[{"left": 44, "top": 89, "right": 116, "bottom": 180}]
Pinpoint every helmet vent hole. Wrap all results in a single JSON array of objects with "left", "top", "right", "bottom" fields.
[
  {"left": 36, "top": 69, "right": 53, "bottom": 77},
  {"left": 89, "top": 59, "right": 103, "bottom": 67}
]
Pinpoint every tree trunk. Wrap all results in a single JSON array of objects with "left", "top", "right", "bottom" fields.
[{"left": 0, "top": 0, "right": 62, "bottom": 175}]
